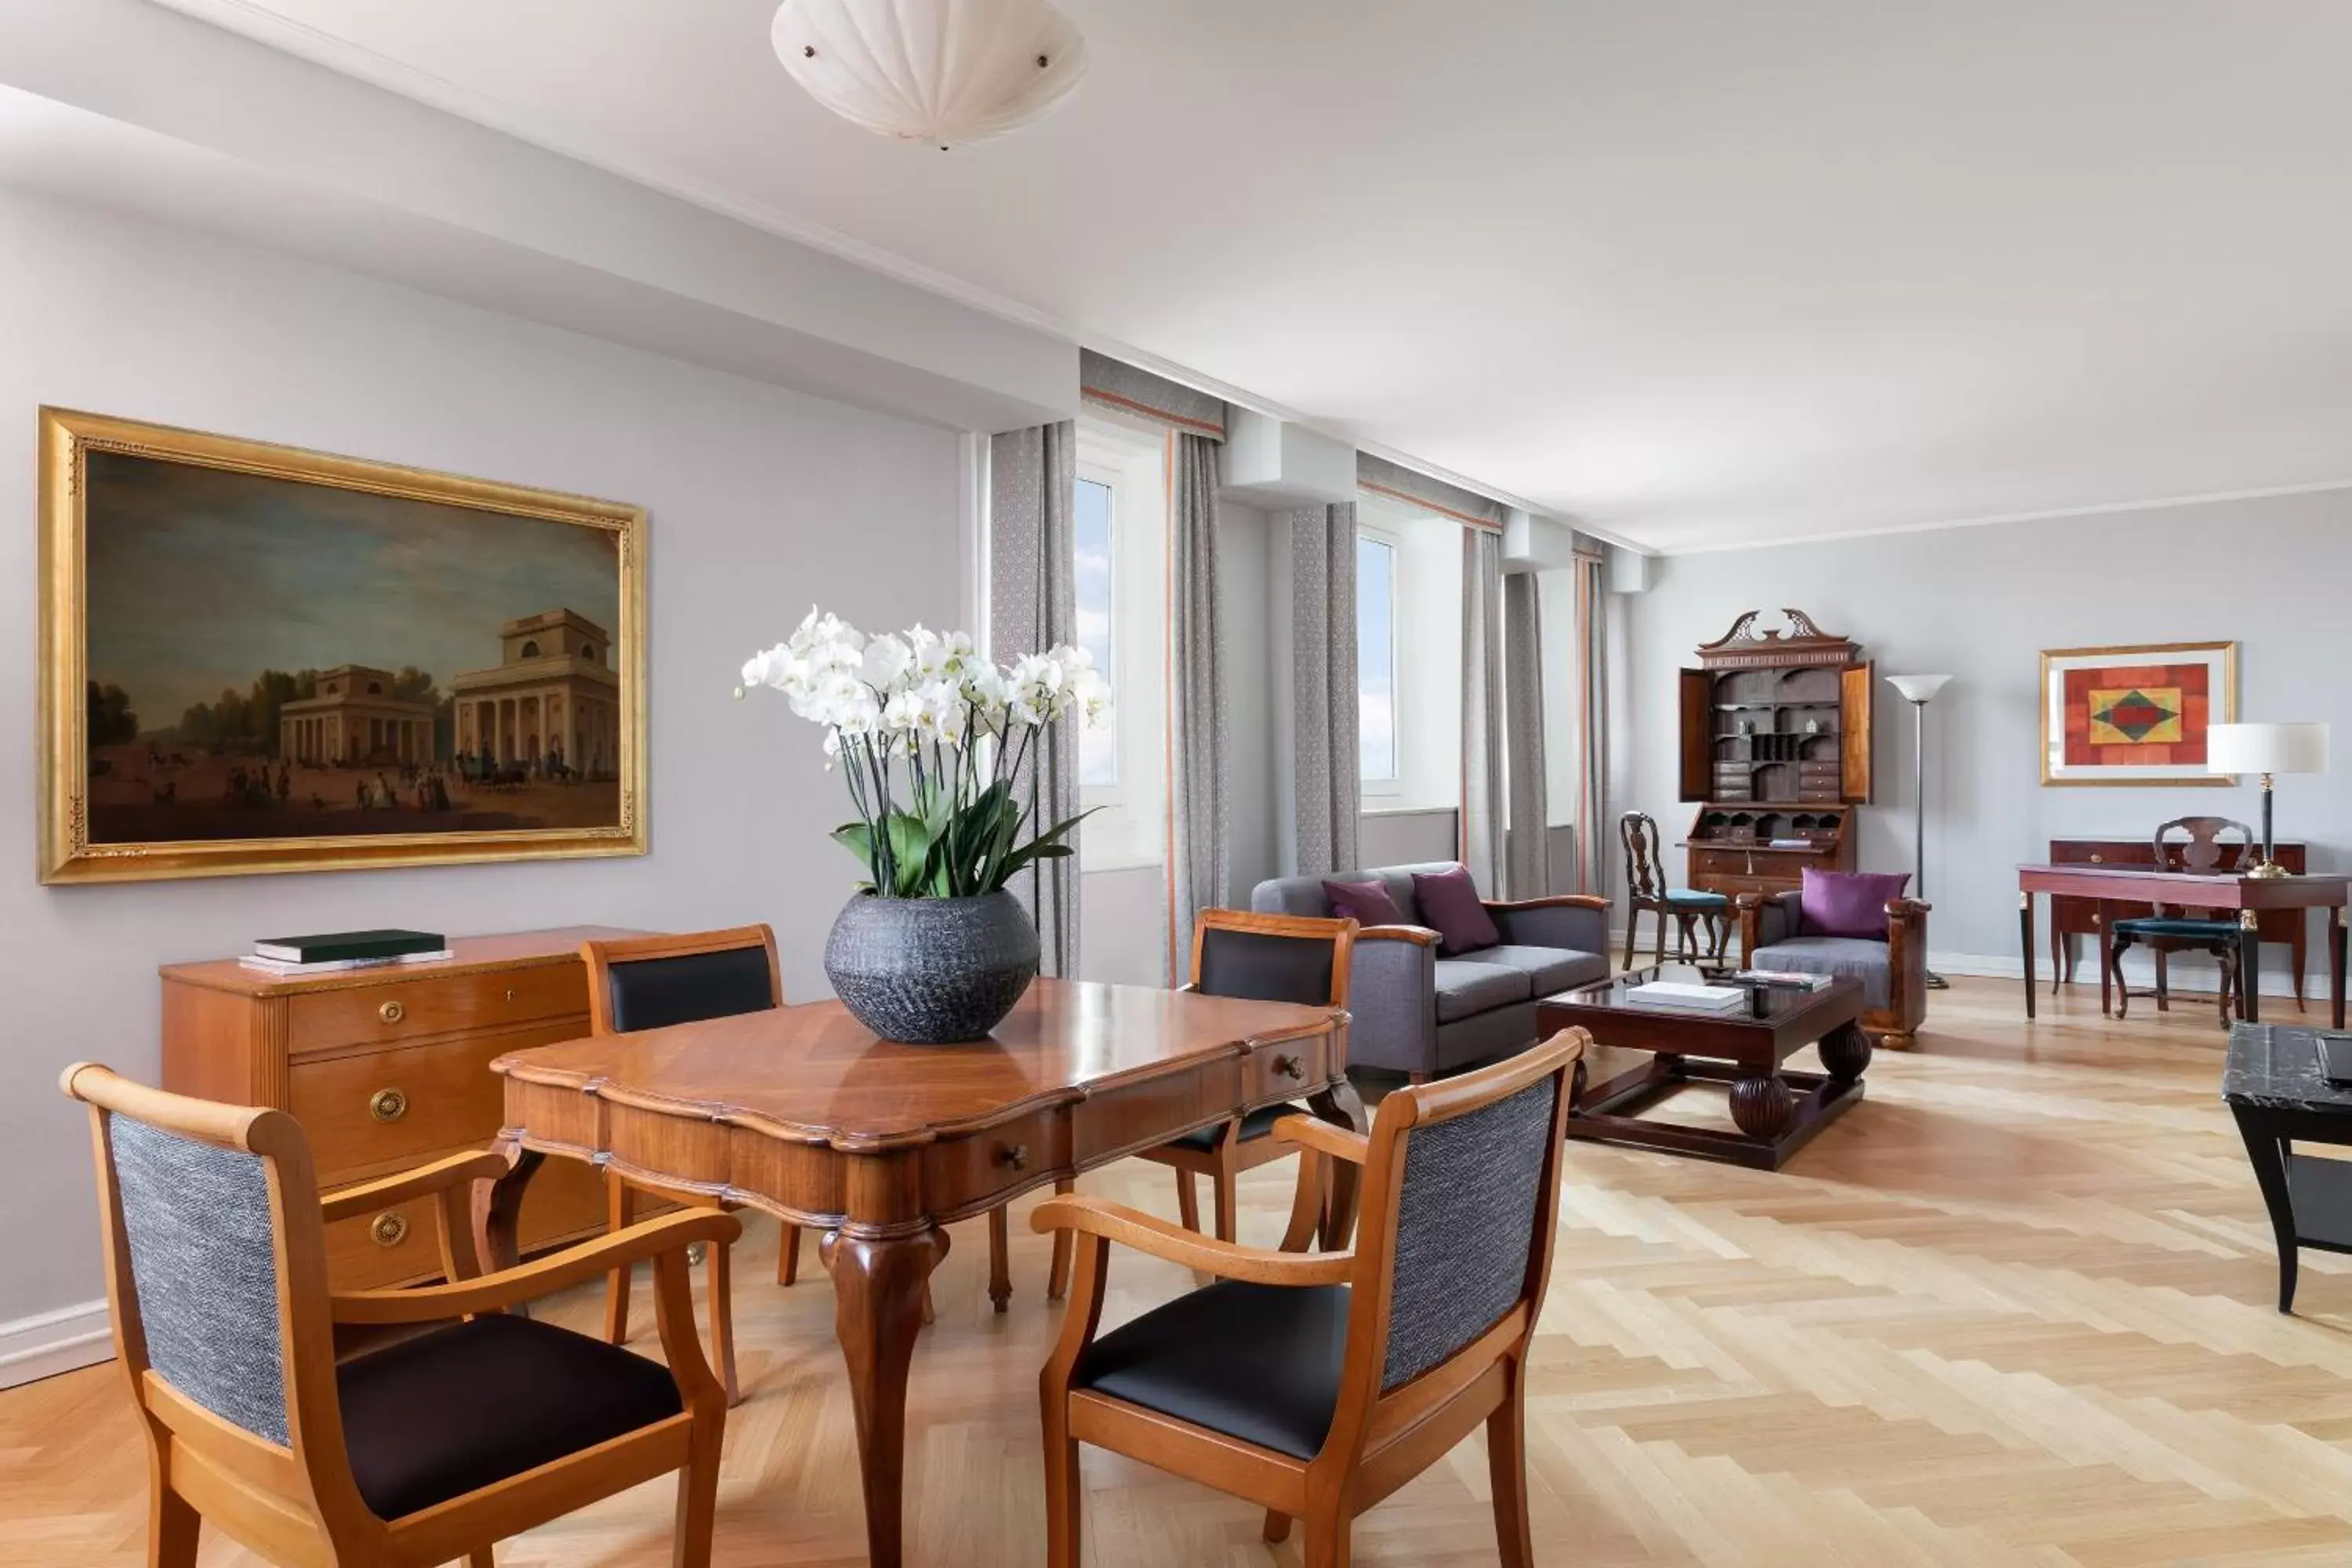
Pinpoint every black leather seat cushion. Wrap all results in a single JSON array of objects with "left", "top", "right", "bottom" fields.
[
  {"left": 1073, "top": 1280, "right": 1349, "bottom": 1460},
  {"left": 1167, "top": 1102, "right": 1303, "bottom": 1152},
  {"left": 339, "top": 1312, "right": 682, "bottom": 1519},
  {"left": 1197, "top": 927, "right": 1336, "bottom": 1006},
  {"left": 605, "top": 945, "right": 774, "bottom": 1033}
]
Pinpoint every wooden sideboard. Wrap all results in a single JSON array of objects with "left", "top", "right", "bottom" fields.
[
  {"left": 2045, "top": 838, "right": 2309, "bottom": 1004},
  {"left": 161, "top": 927, "right": 643, "bottom": 1289}
]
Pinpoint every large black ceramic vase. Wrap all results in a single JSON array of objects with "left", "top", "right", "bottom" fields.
[{"left": 823, "top": 891, "right": 1040, "bottom": 1044}]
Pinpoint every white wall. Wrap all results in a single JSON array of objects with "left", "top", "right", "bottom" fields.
[
  {"left": 0, "top": 188, "right": 965, "bottom": 1335},
  {"left": 1615, "top": 491, "right": 2352, "bottom": 980}
]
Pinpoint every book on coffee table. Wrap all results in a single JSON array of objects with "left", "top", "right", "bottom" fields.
[{"left": 1624, "top": 980, "right": 1748, "bottom": 1014}]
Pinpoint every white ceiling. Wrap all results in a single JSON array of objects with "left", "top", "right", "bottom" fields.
[{"left": 149, "top": 1, "right": 2352, "bottom": 552}]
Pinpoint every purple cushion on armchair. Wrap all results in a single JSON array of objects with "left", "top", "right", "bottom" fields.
[
  {"left": 1410, "top": 866, "right": 1503, "bottom": 956},
  {"left": 1322, "top": 879, "right": 1406, "bottom": 928},
  {"left": 1798, "top": 869, "right": 1910, "bottom": 940}
]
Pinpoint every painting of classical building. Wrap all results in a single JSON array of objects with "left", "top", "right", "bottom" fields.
[
  {"left": 278, "top": 666, "right": 438, "bottom": 766},
  {"left": 452, "top": 609, "right": 622, "bottom": 779},
  {"left": 42, "top": 407, "right": 644, "bottom": 882}
]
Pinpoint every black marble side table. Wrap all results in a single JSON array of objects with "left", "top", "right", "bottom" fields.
[{"left": 2226, "top": 1022, "right": 2352, "bottom": 1312}]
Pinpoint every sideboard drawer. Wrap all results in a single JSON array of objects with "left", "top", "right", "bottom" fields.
[
  {"left": 324, "top": 1150, "right": 606, "bottom": 1290},
  {"left": 290, "top": 1019, "right": 590, "bottom": 1180},
  {"left": 287, "top": 963, "right": 586, "bottom": 1051}
]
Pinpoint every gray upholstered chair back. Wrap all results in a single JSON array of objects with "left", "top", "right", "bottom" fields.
[
  {"left": 1196, "top": 924, "right": 1342, "bottom": 1007},
  {"left": 1250, "top": 862, "right": 1468, "bottom": 927},
  {"left": 107, "top": 1112, "right": 291, "bottom": 1445},
  {"left": 1377, "top": 1074, "right": 1559, "bottom": 1390}
]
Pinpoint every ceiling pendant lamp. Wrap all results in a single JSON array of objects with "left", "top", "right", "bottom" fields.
[{"left": 771, "top": 0, "right": 1087, "bottom": 149}]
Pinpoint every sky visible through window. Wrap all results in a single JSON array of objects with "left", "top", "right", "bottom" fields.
[
  {"left": 1358, "top": 535, "right": 1396, "bottom": 782},
  {"left": 1074, "top": 476, "right": 1116, "bottom": 786}
]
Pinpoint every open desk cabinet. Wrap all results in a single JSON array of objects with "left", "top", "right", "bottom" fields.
[{"left": 1676, "top": 608, "right": 1873, "bottom": 898}]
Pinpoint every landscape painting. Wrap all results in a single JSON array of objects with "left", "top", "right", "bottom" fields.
[{"left": 38, "top": 408, "right": 646, "bottom": 882}]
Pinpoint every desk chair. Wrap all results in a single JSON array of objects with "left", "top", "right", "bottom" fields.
[
  {"left": 62, "top": 1063, "right": 732, "bottom": 1568},
  {"left": 1132, "top": 910, "right": 1357, "bottom": 1245},
  {"left": 1034, "top": 1027, "right": 1586, "bottom": 1568},
  {"left": 2111, "top": 817, "right": 2258, "bottom": 1027},
  {"left": 1621, "top": 811, "right": 1730, "bottom": 967}
]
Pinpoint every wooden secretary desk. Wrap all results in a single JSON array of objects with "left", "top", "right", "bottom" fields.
[
  {"left": 1677, "top": 608, "right": 1875, "bottom": 898},
  {"left": 160, "top": 927, "right": 639, "bottom": 1288}
]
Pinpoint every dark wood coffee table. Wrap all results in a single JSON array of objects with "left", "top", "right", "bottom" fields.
[{"left": 1537, "top": 964, "right": 1870, "bottom": 1170}]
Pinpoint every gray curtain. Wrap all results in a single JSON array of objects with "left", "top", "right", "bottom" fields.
[
  {"left": 1290, "top": 503, "right": 1359, "bottom": 877},
  {"left": 1574, "top": 554, "right": 1610, "bottom": 897},
  {"left": 989, "top": 422, "right": 1080, "bottom": 977},
  {"left": 1460, "top": 528, "right": 1506, "bottom": 895},
  {"left": 1167, "top": 433, "right": 1229, "bottom": 981},
  {"left": 1502, "top": 571, "right": 1550, "bottom": 898}
]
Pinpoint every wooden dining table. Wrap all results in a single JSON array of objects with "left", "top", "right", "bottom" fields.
[{"left": 470, "top": 977, "right": 1363, "bottom": 1568}]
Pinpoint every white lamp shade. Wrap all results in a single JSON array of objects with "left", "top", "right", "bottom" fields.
[
  {"left": 1886, "top": 673, "right": 1955, "bottom": 704},
  {"left": 2208, "top": 721, "right": 2330, "bottom": 776},
  {"left": 772, "top": 0, "right": 1087, "bottom": 147}
]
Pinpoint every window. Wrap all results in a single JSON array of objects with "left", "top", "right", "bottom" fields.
[
  {"left": 1073, "top": 475, "right": 1117, "bottom": 787},
  {"left": 1073, "top": 419, "right": 1167, "bottom": 869},
  {"left": 1357, "top": 533, "right": 1399, "bottom": 789}
]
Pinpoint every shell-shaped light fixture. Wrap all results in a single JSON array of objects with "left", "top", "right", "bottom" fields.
[{"left": 771, "top": 0, "right": 1087, "bottom": 148}]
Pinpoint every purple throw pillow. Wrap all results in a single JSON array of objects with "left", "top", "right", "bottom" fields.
[
  {"left": 1410, "top": 865, "right": 1502, "bottom": 956},
  {"left": 1798, "top": 868, "right": 1911, "bottom": 939},
  {"left": 1322, "top": 878, "right": 1405, "bottom": 929}
]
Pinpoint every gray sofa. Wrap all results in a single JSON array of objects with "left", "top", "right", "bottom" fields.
[{"left": 1250, "top": 861, "right": 1612, "bottom": 1079}]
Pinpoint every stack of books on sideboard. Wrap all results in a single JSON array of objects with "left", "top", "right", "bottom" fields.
[{"left": 238, "top": 928, "right": 452, "bottom": 976}]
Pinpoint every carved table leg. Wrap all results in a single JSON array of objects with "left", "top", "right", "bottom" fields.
[
  {"left": 2231, "top": 1106, "right": 2299, "bottom": 1313},
  {"left": 1817, "top": 1022, "right": 1872, "bottom": 1083},
  {"left": 987, "top": 1207, "right": 1011, "bottom": 1314},
  {"left": 1306, "top": 1076, "right": 1369, "bottom": 1249},
  {"left": 2239, "top": 911, "right": 2264, "bottom": 1025},
  {"left": 825, "top": 1225, "right": 949, "bottom": 1568},
  {"left": 1729, "top": 1074, "right": 1795, "bottom": 1142}
]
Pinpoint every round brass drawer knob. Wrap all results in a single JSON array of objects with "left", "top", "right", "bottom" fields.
[
  {"left": 368, "top": 1087, "right": 408, "bottom": 1123},
  {"left": 378, "top": 999, "right": 406, "bottom": 1025},
  {"left": 370, "top": 1210, "right": 408, "bottom": 1248},
  {"left": 1273, "top": 1053, "right": 1306, "bottom": 1080},
  {"left": 996, "top": 1143, "right": 1030, "bottom": 1171},
  {"left": 2089, "top": 853, "right": 2104, "bottom": 864}
]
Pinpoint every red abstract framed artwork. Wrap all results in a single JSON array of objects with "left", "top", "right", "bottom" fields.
[{"left": 2040, "top": 641, "right": 2238, "bottom": 786}]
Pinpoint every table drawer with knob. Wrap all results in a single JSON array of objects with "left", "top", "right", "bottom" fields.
[
  {"left": 1246, "top": 1033, "right": 1328, "bottom": 1105},
  {"left": 289, "top": 1019, "right": 590, "bottom": 1179},
  {"left": 923, "top": 1106, "right": 1066, "bottom": 1214},
  {"left": 286, "top": 963, "right": 586, "bottom": 1052}
]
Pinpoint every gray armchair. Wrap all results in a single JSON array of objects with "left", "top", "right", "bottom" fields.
[
  {"left": 1737, "top": 891, "right": 1930, "bottom": 1049},
  {"left": 1250, "top": 862, "right": 1610, "bottom": 1080}
]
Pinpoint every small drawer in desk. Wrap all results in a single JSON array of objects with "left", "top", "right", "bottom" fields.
[
  {"left": 922, "top": 1105, "right": 1065, "bottom": 1210},
  {"left": 1245, "top": 1032, "right": 1329, "bottom": 1105},
  {"left": 287, "top": 963, "right": 585, "bottom": 1051}
]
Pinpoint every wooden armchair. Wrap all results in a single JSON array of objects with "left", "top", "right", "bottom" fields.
[
  {"left": 62, "top": 1062, "right": 734, "bottom": 1568},
  {"left": 1033, "top": 1028, "right": 1587, "bottom": 1568},
  {"left": 1737, "top": 890, "right": 1930, "bottom": 1048},
  {"left": 1133, "top": 909, "right": 1358, "bottom": 1243}
]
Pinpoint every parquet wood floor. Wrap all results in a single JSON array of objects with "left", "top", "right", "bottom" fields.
[{"left": 8, "top": 976, "right": 2348, "bottom": 1566}]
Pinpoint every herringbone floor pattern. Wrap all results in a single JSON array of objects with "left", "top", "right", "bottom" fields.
[{"left": 8, "top": 976, "right": 2349, "bottom": 1566}]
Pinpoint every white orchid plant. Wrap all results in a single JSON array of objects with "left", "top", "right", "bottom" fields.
[{"left": 740, "top": 608, "right": 1109, "bottom": 899}]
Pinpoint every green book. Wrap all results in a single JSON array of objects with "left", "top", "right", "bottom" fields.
[{"left": 251, "top": 929, "right": 447, "bottom": 964}]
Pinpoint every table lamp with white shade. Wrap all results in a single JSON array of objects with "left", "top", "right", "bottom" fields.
[
  {"left": 1886, "top": 673, "right": 1955, "bottom": 987},
  {"left": 2207, "top": 722, "right": 2330, "bottom": 878}
]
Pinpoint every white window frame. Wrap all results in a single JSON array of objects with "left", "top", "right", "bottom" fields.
[
  {"left": 1075, "top": 416, "right": 1167, "bottom": 871},
  {"left": 1356, "top": 524, "right": 1403, "bottom": 800}
]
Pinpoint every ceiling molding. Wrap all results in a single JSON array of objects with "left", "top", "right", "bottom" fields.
[
  {"left": 143, "top": 0, "right": 1632, "bottom": 550},
  {"left": 1654, "top": 477, "right": 2352, "bottom": 557}
]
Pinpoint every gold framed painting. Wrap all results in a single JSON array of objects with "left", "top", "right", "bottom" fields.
[
  {"left": 38, "top": 408, "right": 648, "bottom": 883},
  {"left": 2039, "top": 640, "right": 2237, "bottom": 787}
]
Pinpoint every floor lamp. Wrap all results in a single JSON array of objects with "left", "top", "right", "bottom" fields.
[{"left": 1887, "top": 673, "right": 1954, "bottom": 989}]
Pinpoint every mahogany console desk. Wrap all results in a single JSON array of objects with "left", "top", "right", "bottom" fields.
[
  {"left": 161, "top": 927, "right": 641, "bottom": 1289},
  {"left": 476, "top": 977, "right": 1364, "bottom": 1568},
  {"left": 2016, "top": 866, "right": 2347, "bottom": 1029},
  {"left": 2045, "top": 837, "right": 2309, "bottom": 1007}
]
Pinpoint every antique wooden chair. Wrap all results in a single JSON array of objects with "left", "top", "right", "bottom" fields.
[
  {"left": 62, "top": 1062, "right": 733, "bottom": 1568},
  {"left": 2110, "top": 817, "right": 2258, "bottom": 1026},
  {"left": 585, "top": 926, "right": 789, "bottom": 1406},
  {"left": 1132, "top": 910, "right": 1357, "bottom": 1247},
  {"left": 1620, "top": 811, "right": 1730, "bottom": 967},
  {"left": 1034, "top": 1027, "right": 1587, "bottom": 1568}
]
